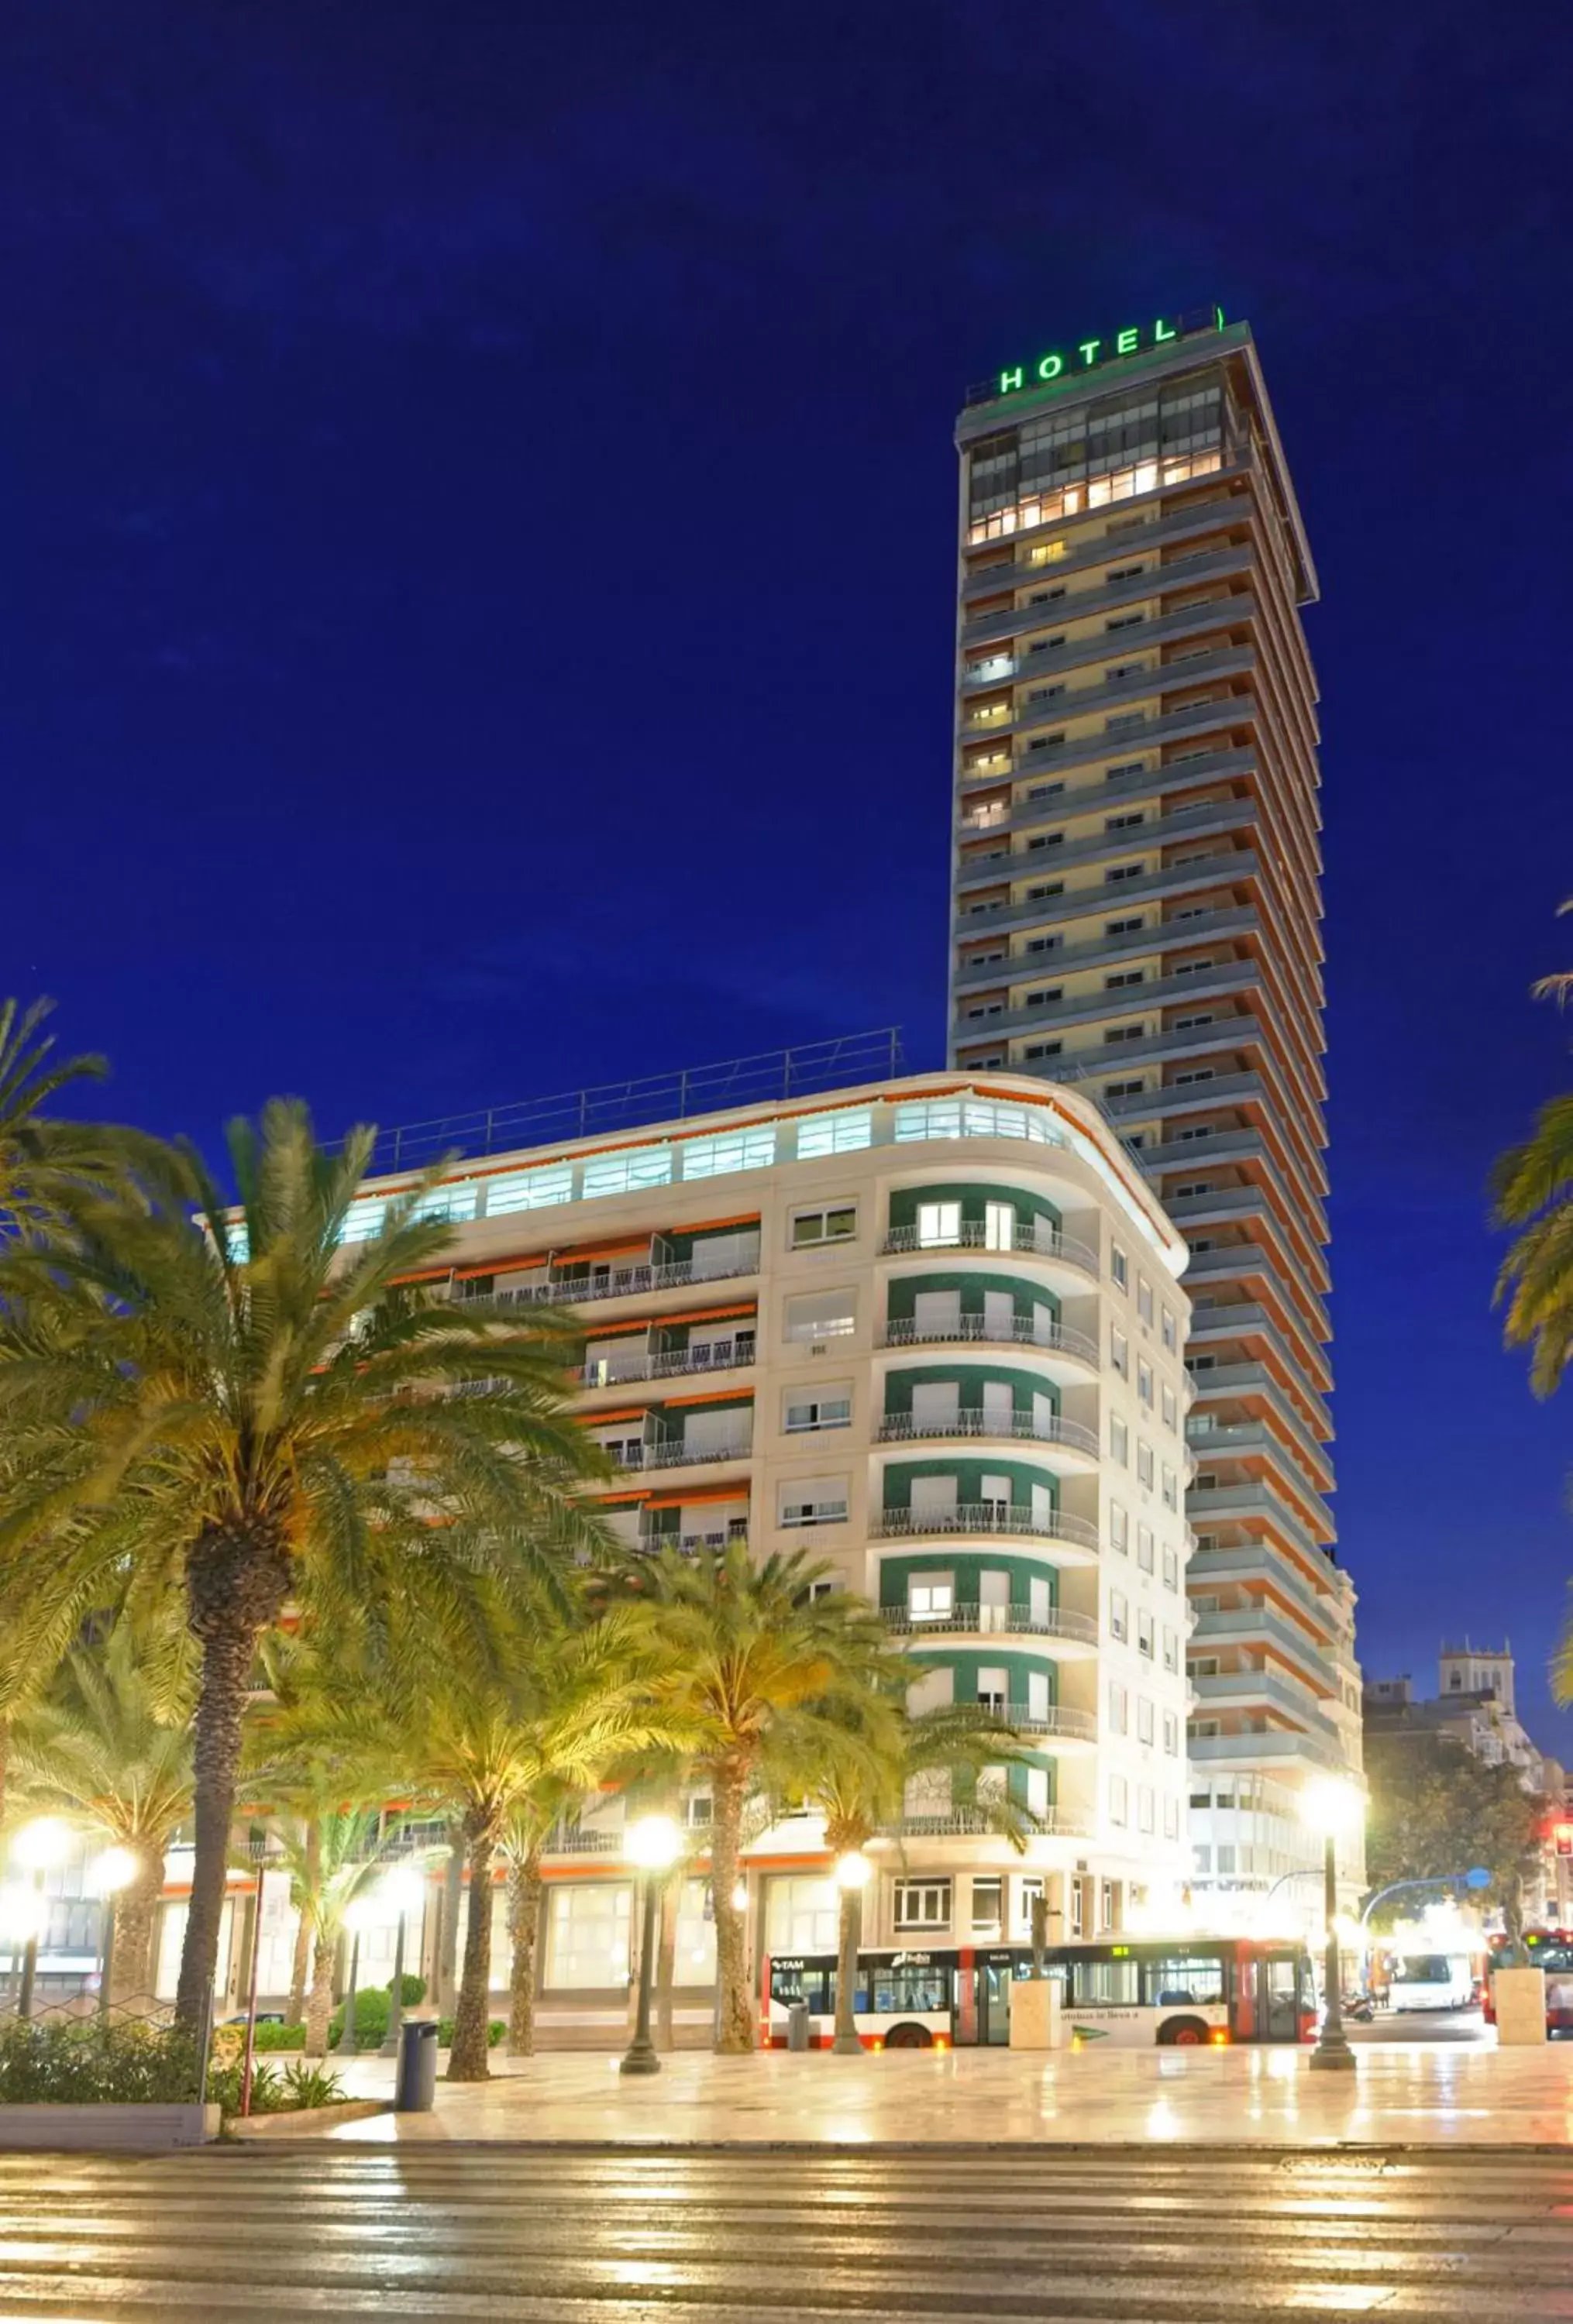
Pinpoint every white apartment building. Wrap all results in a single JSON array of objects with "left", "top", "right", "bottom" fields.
[{"left": 191, "top": 1064, "right": 1191, "bottom": 2030}]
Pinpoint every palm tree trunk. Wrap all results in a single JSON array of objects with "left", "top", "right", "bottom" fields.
[
  {"left": 506, "top": 1848, "right": 542, "bottom": 2057},
  {"left": 656, "top": 1872, "right": 679, "bottom": 2051},
  {"left": 437, "top": 1820, "right": 465, "bottom": 2014},
  {"left": 176, "top": 1525, "right": 290, "bottom": 2032},
  {"left": 447, "top": 1820, "right": 496, "bottom": 2082},
  {"left": 287, "top": 1820, "right": 318, "bottom": 2023},
  {"left": 833, "top": 1885, "right": 862, "bottom": 2049},
  {"left": 113, "top": 1844, "right": 166, "bottom": 2008},
  {"left": 304, "top": 1934, "right": 336, "bottom": 2056},
  {"left": 710, "top": 1761, "right": 754, "bottom": 2054}
]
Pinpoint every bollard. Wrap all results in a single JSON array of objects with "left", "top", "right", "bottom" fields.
[
  {"left": 786, "top": 1999, "right": 811, "bottom": 2054},
  {"left": 395, "top": 2020, "right": 440, "bottom": 2111}
]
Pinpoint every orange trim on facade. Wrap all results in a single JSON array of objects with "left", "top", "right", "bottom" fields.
[
  {"left": 643, "top": 1484, "right": 746, "bottom": 1511},
  {"left": 661, "top": 1387, "right": 756, "bottom": 1411}
]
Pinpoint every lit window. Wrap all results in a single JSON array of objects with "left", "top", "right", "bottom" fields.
[
  {"left": 484, "top": 1165, "right": 574, "bottom": 1217},
  {"left": 411, "top": 1184, "right": 478, "bottom": 1226},
  {"left": 893, "top": 1879, "right": 952, "bottom": 1930},
  {"left": 783, "top": 1289, "right": 856, "bottom": 1342},
  {"left": 582, "top": 1144, "right": 673, "bottom": 1199},
  {"left": 338, "top": 1197, "right": 387, "bottom": 1244},
  {"left": 917, "top": 1201, "right": 962, "bottom": 1246},
  {"left": 907, "top": 1577, "right": 955, "bottom": 1621},
  {"left": 680, "top": 1127, "right": 776, "bottom": 1179},
  {"left": 794, "top": 1108, "right": 873, "bottom": 1159}
]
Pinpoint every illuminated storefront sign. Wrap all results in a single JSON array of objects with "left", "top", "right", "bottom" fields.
[{"left": 993, "top": 305, "right": 1226, "bottom": 400}]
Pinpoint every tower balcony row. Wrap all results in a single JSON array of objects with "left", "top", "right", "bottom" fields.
[{"left": 959, "top": 593, "right": 1263, "bottom": 706}]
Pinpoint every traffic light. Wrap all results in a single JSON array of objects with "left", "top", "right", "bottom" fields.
[{"left": 1554, "top": 1823, "right": 1573, "bottom": 1859}]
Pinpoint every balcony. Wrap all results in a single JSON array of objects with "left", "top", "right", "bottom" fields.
[
  {"left": 878, "top": 1315, "right": 1099, "bottom": 1367},
  {"left": 973, "top": 645, "right": 1257, "bottom": 754},
  {"left": 1185, "top": 1355, "right": 1333, "bottom": 1450},
  {"left": 876, "top": 1411, "right": 1100, "bottom": 1461},
  {"left": 1179, "top": 1238, "right": 1331, "bottom": 1347},
  {"left": 962, "top": 599, "right": 1259, "bottom": 706},
  {"left": 1189, "top": 1729, "right": 1345, "bottom": 1775},
  {"left": 879, "top": 1806, "right": 1096, "bottom": 1840},
  {"left": 954, "top": 847, "right": 1262, "bottom": 938},
  {"left": 870, "top": 1503, "right": 1100, "bottom": 1554},
  {"left": 542, "top": 1824, "right": 625, "bottom": 1857},
  {"left": 961, "top": 518, "right": 1254, "bottom": 616},
  {"left": 635, "top": 1525, "right": 749, "bottom": 1557},
  {"left": 1187, "top": 1542, "right": 1337, "bottom": 1638},
  {"left": 952, "top": 902, "right": 1261, "bottom": 992},
  {"left": 1189, "top": 1603, "right": 1337, "bottom": 1692},
  {"left": 613, "top": 1432, "right": 754, "bottom": 1474},
  {"left": 959, "top": 691, "right": 1266, "bottom": 799},
  {"left": 583, "top": 1339, "right": 756, "bottom": 1388},
  {"left": 883, "top": 1604, "right": 1099, "bottom": 1650},
  {"left": 1187, "top": 1477, "right": 1334, "bottom": 1566},
  {"left": 1185, "top": 1300, "right": 1334, "bottom": 1397},
  {"left": 518, "top": 1243, "right": 761, "bottom": 1307},
  {"left": 1003, "top": 1702, "right": 1098, "bottom": 1745},
  {"left": 955, "top": 788, "right": 1261, "bottom": 898},
  {"left": 881, "top": 1220, "right": 1099, "bottom": 1277}
]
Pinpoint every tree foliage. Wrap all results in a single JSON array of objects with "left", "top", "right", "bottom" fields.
[{"left": 1364, "top": 1731, "right": 1544, "bottom": 1919}]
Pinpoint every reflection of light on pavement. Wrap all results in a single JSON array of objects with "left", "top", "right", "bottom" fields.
[{"left": 1145, "top": 2099, "right": 1179, "bottom": 2140}]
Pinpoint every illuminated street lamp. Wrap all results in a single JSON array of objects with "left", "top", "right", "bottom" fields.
[
  {"left": 831, "top": 1851, "right": 873, "bottom": 2056},
  {"left": 377, "top": 1865, "right": 428, "bottom": 2059},
  {"left": 621, "top": 1814, "right": 683, "bottom": 2078},
  {"left": 1304, "top": 1777, "right": 1365, "bottom": 2073},
  {"left": 90, "top": 1847, "right": 139, "bottom": 2020},
  {"left": 11, "top": 1818, "right": 72, "bottom": 2020}
]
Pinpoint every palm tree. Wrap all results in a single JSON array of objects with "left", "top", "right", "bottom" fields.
[
  {"left": 275, "top": 1600, "right": 689, "bottom": 2078},
  {"left": 629, "top": 1543, "right": 896, "bottom": 2054},
  {"left": 8, "top": 1615, "right": 194, "bottom": 2004},
  {"left": 1530, "top": 897, "right": 1573, "bottom": 1009},
  {"left": 260, "top": 1808, "right": 399, "bottom": 2055},
  {"left": 783, "top": 1692, "right": 1041, "bottom": 2052},
  {"left": 0, "top": 1098, "right": 611, "bottom": 2030},
  {"left": 0, "top": 995, "right": 112, "bottom": 1239},
  {"left": 1492, "top": 1093, "right": 1573, "bottom": 1397}
]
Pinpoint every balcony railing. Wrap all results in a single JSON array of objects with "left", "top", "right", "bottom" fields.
[
  {"left": 634, "top": 1525, "right": 749, "bottom": 1557},
  {"left": 613, "top": 1435, "right": 754, "bottom": 1473},
  {"left": 542, "top": 1826, "right": 625, "bottom": 1856},
  {"left": 882, "top": 1807, "right": 1096, "bottom": 1840},
  {"left": 883, "top": 1604, "right": 1099, "bottom": 1647},
  {"left": 514, "top": 1246, "right": 760, "bottom": 1308},
  {"left": 879, "top": 1315, "right": 1100, "bottom": 1365},
  {"left": 881, "top": 1222, "right": 1099, "bottom": 1275},
  {"left": 876, "top": 1411, "right": 1100, "bottom": 1458},
  {"left": 1000, "top": 1703, "right": 1098, "bottom": 1742},
  {"left": 870, "top": 1503, "right": 1100, "bottom": 1551},
  {"left": 583, "top": 1339, "right": 756, "bottom": 1388}
]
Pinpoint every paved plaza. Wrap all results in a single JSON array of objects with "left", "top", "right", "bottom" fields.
[{"left": 291, "top": 2040, "right": 1573, "bottom": 2148}]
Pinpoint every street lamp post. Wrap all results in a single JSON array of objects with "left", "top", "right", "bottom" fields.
[
  {"left": 621, "top": 1814, "right": 683, "bottom": 2078},
  {"left": 378, "top": 1867, "right": 426, "bottom": 2060},
  {"left": 12, "top": 1819, "right": 72, "bottom": 2021},
  {"left": 1305, "top": 1778, "right": 1363, "bottom": 2074},
  {"left": 91, "top": 1848, "right": 139, "bottom": 2020},
  {"left": 337, "top": 1896, "right": 377, "bottom": 2058},
  {"left": 831, "top": 1851, "right": 873, "bottom": 2056}
]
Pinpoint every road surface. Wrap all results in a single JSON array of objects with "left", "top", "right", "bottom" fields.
[{"left": 2, "top": 2142, "right": 1571, "bottom": 2317}]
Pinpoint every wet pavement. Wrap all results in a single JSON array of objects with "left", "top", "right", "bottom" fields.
[
  {"left": 301, "top": 2040, "right": 1573, "bottom": 2149},
  {"left": 2, "top": 2143, "right": 1571, "bottom": 2317}
]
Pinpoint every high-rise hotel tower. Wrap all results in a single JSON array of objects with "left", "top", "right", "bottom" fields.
[{"left": 949, "top": 310, "right": 1365, "bottom": 1913}]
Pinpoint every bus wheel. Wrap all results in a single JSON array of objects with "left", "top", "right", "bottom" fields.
[
  {"left": 1160, "top": 2020, "right": 1209, "bottom": 2047},
  {"left": 883, "top": 2023, "right": 932, "bottom": 2050}
]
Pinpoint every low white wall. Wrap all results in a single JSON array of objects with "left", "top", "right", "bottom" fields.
[{"left": 0, "top": 2102, "right": 219, "bottom": 2151}]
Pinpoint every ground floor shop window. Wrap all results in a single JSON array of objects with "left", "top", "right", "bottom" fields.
[{"left": 546, "top": 1881, "right": 632, "bottom": 1989}]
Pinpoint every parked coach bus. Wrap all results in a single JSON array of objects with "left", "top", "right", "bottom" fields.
[
  {"left": 764, "top": 1935, "right": 1317, "bottom": 2051},
  {"left": 1484, "top": 1931, "right": 1573, "bottom": 2037}
]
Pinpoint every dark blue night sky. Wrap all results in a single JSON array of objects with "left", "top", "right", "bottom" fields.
[{"left": 5, "top": 3, "right": 1572, "bottom": 1745}]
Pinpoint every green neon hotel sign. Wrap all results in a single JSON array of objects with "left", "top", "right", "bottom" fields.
[{"left": 995, "top": 304, "right": 1226, "bottom": 399}]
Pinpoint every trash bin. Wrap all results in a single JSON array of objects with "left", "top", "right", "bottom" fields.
[
  {"left": 786, "top": 1999, "right": 811, "bottom": 2054},
  {"left": 395, "top": 2020, "right": 439, "bottom": 2111}
]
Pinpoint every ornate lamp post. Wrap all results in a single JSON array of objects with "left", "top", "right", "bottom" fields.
[
  {"left": 621, "top": 1814, "right": 683, "bottom": 2078},
  {"left": 1305, "top": 1776, "right": 1364, "bottom": 2073}
]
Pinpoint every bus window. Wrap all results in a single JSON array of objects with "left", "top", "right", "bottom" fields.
[
  {"left": 871, "top": 1962, "right": 949, "bottom": 2015},
  {"left": 1069, "top": 1958, "right": 1138, "bottom": 2006},
  {"left": 1141, "top": 1954, "right": 1224, "bottom": 2008}
]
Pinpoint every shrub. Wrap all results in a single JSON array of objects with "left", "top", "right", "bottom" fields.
[
  {"left": 435, "top": 2016, "right": 505, "bottom": 2048},
  {"left": 251, "top": 2022, "right": 306, "bottom": 2053},
  {"left": 327, "top": 1975, "right": 426, "bottom": 2051},
  {"left": 0, "top": 2018, "right": 201, "bottom": 2106},
  {"left": 208, "top": 2057, "right": 285, "bottom": 2116},
  {"left": 278, "top": 2060, "right": 346, "bottom": 2110}
]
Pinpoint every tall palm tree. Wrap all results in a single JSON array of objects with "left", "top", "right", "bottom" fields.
[
  {"left": 1492, "top": 1093, "right": 1573, "bottom": 1397},
  {"left": 0, "top": 995, "right": 112, "bottom": 1240},
  {"left": 0, "top": 1098, "right": 610, "bottom": 2030},
  {"left": 630, "top": 1543, "right": 896, "bottom": 2054},
  {"left": 1530, "top": 896, "right": 1573, "bottom": 1009},
  {"left": 9, "top": 1615, "right": 194, "bottom": 2003},
  {"left": 783, "top": 1692, "right": 1041, "bottom": 2052},
  {"left": 276, "top": 1600, "right": 689, "bottom": 2078}
]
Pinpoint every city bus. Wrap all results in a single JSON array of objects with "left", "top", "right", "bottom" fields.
[
  {"left": 1484, "top": 1930, "right": 1573, "bottom": 2037},
  {"left": 763, "top": 1935, "right": 1317, "bottom": 2051}
]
